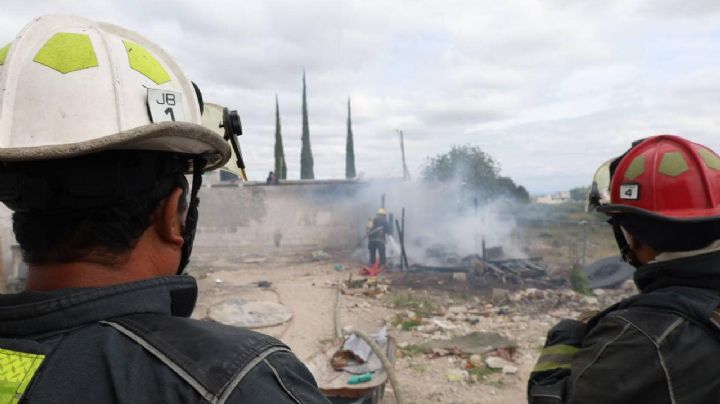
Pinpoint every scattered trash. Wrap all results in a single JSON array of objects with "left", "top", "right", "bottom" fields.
[
  {"left": 447, "top": 368, "right": 469, "bottom": 383},
  {"left": 332, "top": 327, "right": 388, "bottom": 374},
  {"left": 347, "top": 372, "right": 373, "bottom": 385},
  {"left": 257, "top": 280, "right": 272, "bottom": 288},
  {"left": 360, "top": 260, "right": 383, "bottom": 277},
  {"left": 214, "top": 278, "right": 224, "bottom": 284}
]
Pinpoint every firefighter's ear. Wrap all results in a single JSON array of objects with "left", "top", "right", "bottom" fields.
[
  {"left": 155, "top": 188, "right": 185, "bottom": 247},
  {"left": 626, "top": 232, "right": 641, "bottom": 250},
  {"left": 625, "top": 231, "right": 658, "bottom": 264}
]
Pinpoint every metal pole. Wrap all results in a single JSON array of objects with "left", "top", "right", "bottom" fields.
[
  {"left": 396, "top": 130, "right": 411, "bottom": 180},
  {"left": 580, "top": 221, "right": 588, "bottom": 268}
]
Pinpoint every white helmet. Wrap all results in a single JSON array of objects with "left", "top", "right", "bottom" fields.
[{"left": 0, "top": 14, "right": 230, "bottom": 170}]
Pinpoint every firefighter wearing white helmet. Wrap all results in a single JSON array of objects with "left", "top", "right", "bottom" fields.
[{"left": 0, "top": 15, "right": 328, "bottom": 404}]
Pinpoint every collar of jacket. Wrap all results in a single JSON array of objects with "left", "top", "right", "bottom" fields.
[
  {"left": 0, "top": 276, "right": 197, "bottom": 338},
  {"left": 634, "top": 249, "right": 720, "bottom": 293}
]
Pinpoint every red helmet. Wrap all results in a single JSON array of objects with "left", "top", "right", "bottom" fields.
[{"left": 589, "top": 135, "right": 720, "bottom": 221}]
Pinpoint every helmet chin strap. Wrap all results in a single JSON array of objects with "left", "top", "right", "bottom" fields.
[
  {"left": 177, "top": 157, "right": 206, "bottom": 275},
  {"left": 611, "top": 221, "right": 642, "bottom": 268}
]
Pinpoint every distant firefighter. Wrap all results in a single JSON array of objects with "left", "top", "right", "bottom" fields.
[{"left": 368, "top": 208, "right": 391, "bottom": 266}]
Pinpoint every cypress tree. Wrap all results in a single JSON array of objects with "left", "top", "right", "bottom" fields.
[
  {"left": 300, "top": 72, "right": 315, "bottom": 179},
  {"left": 345, "top": 97, "right": 356, "bottom": 178},
  {"left": 274, "top": 95, "right": 287, "bottom": 179}
]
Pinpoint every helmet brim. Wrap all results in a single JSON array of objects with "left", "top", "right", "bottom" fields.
[
  {"left": 598, "top": 203, "right": 720, "bottom": 223},
  {"left": 0, "top": 121, "right": 231, "bottom": 171}
]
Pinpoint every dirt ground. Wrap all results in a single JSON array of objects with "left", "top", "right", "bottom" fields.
[{"left": 186, "top": 250, "right": 636, "bottom": 404}]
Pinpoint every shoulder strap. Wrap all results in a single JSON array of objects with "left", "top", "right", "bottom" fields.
[
  {"left": 101, "top": 313, "right": 290, "bottom": 404},
  {"left": 585, "top": 286, "right": 720, "bottom": 339}
]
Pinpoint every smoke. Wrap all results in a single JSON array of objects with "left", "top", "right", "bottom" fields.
[
  {"left": 194, "top": 176, "right": 526, "bottom": 267},
  {"left": 347, "top": 179, "right": 526, "bottom": 265}
]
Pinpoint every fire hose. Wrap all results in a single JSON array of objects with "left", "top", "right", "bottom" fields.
[{"left": 335, "top": 281, "right": 406, "bottom": 404}]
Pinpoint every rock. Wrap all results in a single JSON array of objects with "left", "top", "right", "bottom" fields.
[
  {"left": 485, "top": 356, "right": 515, "bottom": 370},
  {"left": 416, "top": 324, "right": 439, "bottom": 333},
  {"left": 525, "top": 288, "right": 545, "bottom": 300},
  {"left": 432, "top": 319, "right": 459, "bottom": 331},
  {"left": 592, "top": 288, "right": 606, "bottom": 296},
  {"left": 581, "top": 296, "right": 599, "bottom": 305},
  {"left": 447, "top": 369, "right": 469, "bottom": 382},
  {"left": 448, "top": 305, "right": 468, "bottom": 314},
  {"left": 452, "top": 272, "right": 467, "bottom": 282},
  {"left": 243, "top": 257, "right": 267, "bottom": 264},
  {"left": 311, "top": 250, "right": 331, "bottom": 261},
  {"left": 491, "top": 288, "right": 511, "bottom": 301},
  {"left": 397, "top": 341, "right": 409, "bottom": 348},
  {"left": 622, "top": 279, "right": 638, "bottom": 292},
  {"left": 502, "top": 365, "right": 518, "bottom": 374},
  {"left": 469, "top": 354, "right": 484, "bottom": 368}
]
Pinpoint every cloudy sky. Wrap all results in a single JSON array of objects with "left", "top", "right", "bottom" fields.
[{"left": 2, "top": 0, "right": 720, "bottom": 194}]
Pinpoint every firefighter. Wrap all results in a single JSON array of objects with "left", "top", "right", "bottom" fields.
[
  {"left": 528, "top": 135, "right": 720, "bottom": 403},
  {"left": 0, "top": 15, "right": 329, "bottom": 403},
  {"left": 368, "top": 208, "right": 390, "bottom": 266}
]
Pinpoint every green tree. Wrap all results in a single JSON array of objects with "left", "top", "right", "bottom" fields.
[
  {"left": 422, "top": 145, "right": 529, "bottom": 202},
  {"left": 274, "top": 95, "right": 287, "bottom": 180},
  {"left": 569, "top": 186, "right": 591, "bottom": 202},
  {"left": 300, "top": 72, "right": 315, "bottom": 179},
  {"left": 345, "top": 97, "right": 356, "bottom": 179}
]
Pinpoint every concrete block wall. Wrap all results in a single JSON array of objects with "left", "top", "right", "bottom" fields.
[{"left": 194, "top": 180, "right": 377, "bottom": 254}]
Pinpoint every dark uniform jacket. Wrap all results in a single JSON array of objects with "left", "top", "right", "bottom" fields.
[
  {"left": 0, "top": 276, "right": 330, "bottom": 403},
  {"left": 528, "top": 250, "right": 720, "bottom": 404},
  {"left": 369, "top": 216, "right": 389, "bottom": 244}
]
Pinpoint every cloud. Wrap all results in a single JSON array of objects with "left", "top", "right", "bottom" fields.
[{"left": 1, "top": 0, "right": 720, "bottom": 193}]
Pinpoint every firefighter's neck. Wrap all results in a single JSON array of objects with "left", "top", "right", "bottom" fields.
[{"left": 26, "top": 190, "right": 185, "bottom": 291}]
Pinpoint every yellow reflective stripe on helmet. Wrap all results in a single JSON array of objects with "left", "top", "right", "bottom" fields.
[
  {"left": 698, "top": 147, "right": 720, "bottom": 171},
  {"left": 123, "top": 39, "right": 170, "bottom": 85},
  {"left": 33, "top": 33, "right": 98, "bottom": 73},
  {"left": 0, "top": 42, "right": 11, "bottom": 65},
  {"left": 658, "top": 151, "right": 689, "bottom": 177},
  {"left": 624, "top": 155, "right": 645, "bottom": 180},
  {"left": 0, "top": 348, "right": 45, "bottom": 403}
]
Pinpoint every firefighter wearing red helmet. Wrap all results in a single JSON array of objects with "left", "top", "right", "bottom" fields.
[{"left": 529, "top": 135, "right": 720, "bottom": 404}]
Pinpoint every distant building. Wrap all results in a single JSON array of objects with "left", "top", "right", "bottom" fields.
[{"left": 534, "top": 191, "right": 571, "bottom": 205}]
